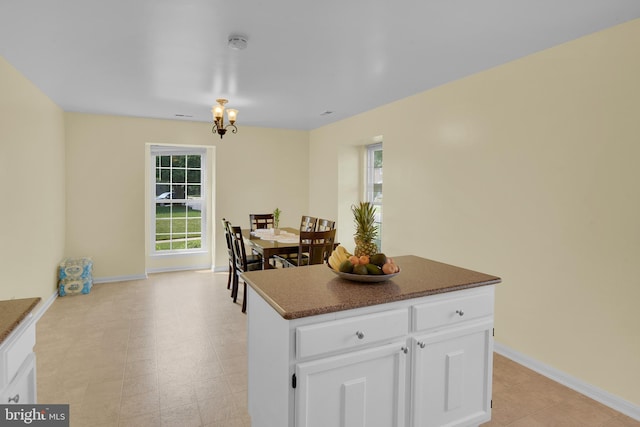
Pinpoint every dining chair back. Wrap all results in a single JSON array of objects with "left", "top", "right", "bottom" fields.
[
  {"left": 299, "top": 215, "right": 318, "bottom": 232},
  {"left": 316, "top": 218, "right": 336, "bottom": 231},
  {"left": 278, "top": 229, "right": 336, "bottom": 267},
  {"left": 230, "top": 225, "right": 262, "bottom": 312},
  {"left": 221, "top": 218, "right": 235, "bottom": 290},
  {"left": 249, "top": 214, "right": 274, "bottom": 231}
]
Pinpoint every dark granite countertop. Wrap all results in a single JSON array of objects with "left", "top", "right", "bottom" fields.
[
  {"left": 0, "top": 298, "right": 40, "bottom": 345},
  {"left": 242, "top": 255, "right": 500, "bottom": 320}
]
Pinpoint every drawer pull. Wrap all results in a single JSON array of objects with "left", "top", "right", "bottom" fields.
[
  {"left": 8, "top": 394, "right": 20, "bottom": 403},
  {"left": 417, "top": 341, "right": 426, "bottom": 349},
  {"left": 455, "top": 310, "right": 465, "bottom": 317},
  {"left": 355, "top": 331, "right": 365, "bottom": 340},
  {"left": 401, "top": 346, "right": 408, "bottom": 354}
]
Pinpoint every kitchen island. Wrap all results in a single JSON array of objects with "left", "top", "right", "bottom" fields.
[{"left": 242, "top": 255, "right": 501, "bottom": 427}]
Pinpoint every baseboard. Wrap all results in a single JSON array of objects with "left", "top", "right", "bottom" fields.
[
  {"left": 144, "top": 264, "right": 212, "bottom": 275},
  {"left": 94, "top": 266, "right": 223, "bottom": 283},
  {"left": 93, "top": 273, "right": 148, "bottom": 284},
  {"left": 212, "top": 265, "right": 228, "bottom": 273},
  {"left": 494, "top": 342, "right": 640, "bottom": 421}
]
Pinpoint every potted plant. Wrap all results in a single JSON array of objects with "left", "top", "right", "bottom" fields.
[{"left": 273, "top": 207, "right": 281, "bottom": 234}]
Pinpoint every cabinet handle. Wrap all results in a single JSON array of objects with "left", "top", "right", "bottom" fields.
[
  {"left": 456, "top": 309, "right": 465, "bottom": 317},
  {"left": 8, "top": 393, "right": 20, "bottom": 403},
  {"left": 417, "top": 341, "right": 426, "bottom": 349},
  {"left": 401, "top": 346, "right": 408, "bottom": 354},
  {"left": 355, "top": 331, "right": 365, "bottom": 339}
]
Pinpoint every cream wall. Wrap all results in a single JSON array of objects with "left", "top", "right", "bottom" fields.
[
  {"left": 309, "top": 20, "right": 640, "bottom": 406},
  {"left": 0, "top": 56, "right": 66, "bottom": 303},
  {"left": 65, "top": 113, "right": 309, "bottom": 279}
]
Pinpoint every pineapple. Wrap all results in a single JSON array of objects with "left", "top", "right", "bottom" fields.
[{"left": 351, "top": 202, "right": 379, "bottom": 257}]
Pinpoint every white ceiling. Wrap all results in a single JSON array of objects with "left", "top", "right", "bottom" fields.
[{"left": 1, "top": 1, "right": 639, "bottom": 131}]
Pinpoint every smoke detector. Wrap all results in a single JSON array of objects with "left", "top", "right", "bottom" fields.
[{"left": 228, "top": 35, "right": 248, "bottom": 50}]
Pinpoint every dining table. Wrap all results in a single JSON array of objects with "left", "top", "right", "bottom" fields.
[{"left": 242, "top": 227, "right": 302, "bottom": 270}]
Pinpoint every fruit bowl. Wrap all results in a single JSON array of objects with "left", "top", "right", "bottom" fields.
[{"left": 328, "top": 264, "right": 400, "bottom": 283}]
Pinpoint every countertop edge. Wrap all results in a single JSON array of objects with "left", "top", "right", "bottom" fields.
[
  {"left": 0, "top": 297, "right": 41, "bottom": 345},
  {"left": 246, "top": 282, "right": 289, "bottom": 318},
  {"left": 246, "top": 276, "right": 501, "bottom": 320},
  {"left": 280, "top": 278, "right": 501, "bottom": 320}
]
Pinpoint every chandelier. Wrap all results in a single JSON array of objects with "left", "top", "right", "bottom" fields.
[{"left": 211, "top": 99, "right": 238, "bottom": 139}]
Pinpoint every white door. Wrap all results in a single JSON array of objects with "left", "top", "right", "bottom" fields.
[
  {"left": 295, "top": 341, "right": 407, "bottom": 427},
  {"left": 411, "top": 319, "right": 493, "bottom": 427}
]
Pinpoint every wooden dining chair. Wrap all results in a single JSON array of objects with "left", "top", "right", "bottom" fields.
[
  {"left": 276, "top": 229, "right": 336, "bottom": 268},
  {"left": 299, "top": 215, "right": 318, "bottom": 232},
  {"left": 316, "top": 218, "right": 335, "bottom": 231},
  {"left": 230, "top": 225, "right": 262, "bottom": 312},
  {"left": 249, "top": 213, "right": 274, "bottom": 231},
  {"left": 273, "top": 215, "right": 318, "bottom": 265},
  {"left": 222, "top": 218, "right": 261, "bottom": 290},
  {"left": 221, "top": 218, "right": 235, "bottom": 290},
  {"left": 248, "top": 213, "right": 275, "bottom": 264}
]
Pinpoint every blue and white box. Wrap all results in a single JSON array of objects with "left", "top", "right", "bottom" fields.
[{"left": 58, "top": 257, "right": 93, "bottom": 296}]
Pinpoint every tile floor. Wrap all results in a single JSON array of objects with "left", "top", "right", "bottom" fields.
[{"left": 34, "top": 270, "right": 639, "bottom": 427}]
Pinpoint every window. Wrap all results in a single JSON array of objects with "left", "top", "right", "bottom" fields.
[
  {"left": 151, "top": 146, "right": 206, "bottom": 253},
  {"left": 366, "top": 143, "right": 383, "bottom": 250}
]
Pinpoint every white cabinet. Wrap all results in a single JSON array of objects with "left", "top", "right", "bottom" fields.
[
  {"left": 410, "top": 321, "right": 493, "bottom": 427},
  {"left": 2, "top": 353, "right": 36, "bottom": 405},
  {"left": 410, "top": 287, "right": 494, "bottom": 427},
  {"left": 296, "top": 341, "right": 407, "bottom": 427},
  {"left": 247, "top": 284, "right": 494, "bottom": 427},
  {"left": 0, "top": 315, "right": 38, "bottom": 405}
]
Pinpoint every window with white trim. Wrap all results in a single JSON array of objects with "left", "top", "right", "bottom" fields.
[
  {"left": 366, "top": 142, "right": 383, "bottom": 250},
  {"left": 151, "top": 146, "right": 206, "bottom": 253}
]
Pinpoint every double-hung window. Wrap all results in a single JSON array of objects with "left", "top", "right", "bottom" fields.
[
  {"left": 151, "top": 146, "right": 206, "bottom": 253},
  {"left": 365, "top": 142, "right": 383, "bottom": 250}
]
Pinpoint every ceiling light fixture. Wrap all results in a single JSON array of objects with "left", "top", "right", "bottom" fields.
[
  {"left": 211, "top": 99, "right": 238, "bottom": 139},
  {"left": 228, "top": 35, "right": 248, "bottom": 50}
]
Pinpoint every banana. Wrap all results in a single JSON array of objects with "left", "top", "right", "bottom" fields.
[
  {"left": 329, "top": 254, "right": 336, "bottom": 270},
  {"left": 329, "top": 251, "right": 341, "bottom": 270},
  {"left": 329, "top": 246, "right": 353, "bottom": 271}
]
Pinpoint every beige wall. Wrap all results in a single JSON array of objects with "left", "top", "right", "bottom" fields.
[
  {"left": 310, "top": 20, "right": 640, "bottom": 405},
  {"left": 0, "top": 56, "right": 66, "bottom": 303},
  {"left": 65, "top": 113, "right": 309, "bottom": 278}
]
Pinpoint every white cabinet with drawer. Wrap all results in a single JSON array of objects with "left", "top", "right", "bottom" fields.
[
  {"left": 247, "top": 284, "right": 495, "bottom": 427},
  {"left": 0, "top": 312, "right": 38, "bottom": 405},
  {"left": 410, "top": 286, "right": 494, "bottom": 427}
]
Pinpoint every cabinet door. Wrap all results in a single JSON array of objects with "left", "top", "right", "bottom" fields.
[
  {"left": 411, "top": 319, "right": 493, "bottom": 427},
  {"left": 296, "top": 341, "right": 407, "bottom": 427},
  {"left": 2, "top": 353, "right": 36, "bottom": 405}
]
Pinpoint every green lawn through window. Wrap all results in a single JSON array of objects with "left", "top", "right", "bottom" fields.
[{"left": 155, "top": 205, "right": 202, "bottom": 250}]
